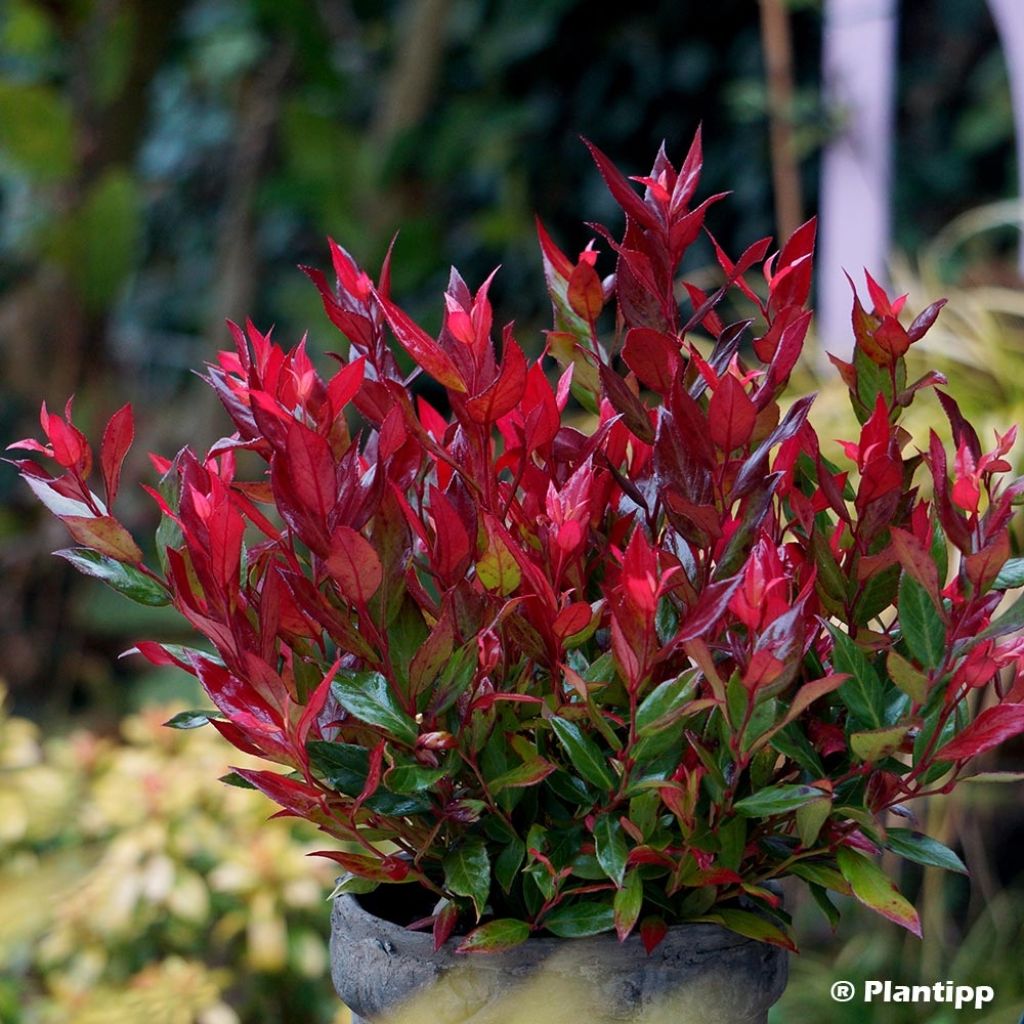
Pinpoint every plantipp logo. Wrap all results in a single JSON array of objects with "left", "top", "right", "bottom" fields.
[{"left": 831, "top": 979, "right": 995, "bottom": 1010}]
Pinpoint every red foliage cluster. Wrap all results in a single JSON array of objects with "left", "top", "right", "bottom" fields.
[{"left": 10, "top": 131, "right": 1024, "bottom": 953}]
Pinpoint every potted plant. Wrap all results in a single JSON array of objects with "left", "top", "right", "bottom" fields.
[{"left": 10, "top": 132, "right": 1024, "bottom": 1024}]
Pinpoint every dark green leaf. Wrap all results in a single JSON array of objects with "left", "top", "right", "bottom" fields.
[
  {"left": 543, "top": 900, "right": 615, "bottom": 938},
  {"left": 993, "top": 557, "right": 1024, "bottom": 590},
  {"left": 898, "top": 573, "right": 946, "bottom": 668},
  {"left": 635, "top": 670, "right": 698, "bottom": 736},
  {"left": 56, "top": 548, "right": 169, "bottom": 606},
  {"left": 550, "top": 717, "right": 617, "bottom": 791},
  {"left": 443, "top": 839, "right": 490, "bottom": 918},
  {"left": 885, "top": 829, "right": 967, "bottom": 874},
  {"left": 332, "top": 671, "right": 418, "bottom": 744},
  {"left": 163, "top": 709, "right": 223, "bottom": 730},
  {"left": 495, "top": 837, "right": 525, "bottom": 894},
  {"left": 827, "top": 625, "right": 884, "bottom": 728},
  {"left": 594, "top": 814, "right": 628, "bottom": 886},
  {"left": 733, "top": 784, "right": 827, "bottom": 818}
]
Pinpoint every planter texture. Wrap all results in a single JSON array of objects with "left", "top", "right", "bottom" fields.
[{"left": 330, "top": 895, "right": 788, "bottom": 1024}]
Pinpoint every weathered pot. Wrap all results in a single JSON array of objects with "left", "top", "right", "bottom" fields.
[{"left": 330, "top": 894, "right": 788, "bottom": 1024}]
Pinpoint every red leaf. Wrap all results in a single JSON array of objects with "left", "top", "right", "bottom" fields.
[
  {"left": 583, "top": 138, "right": 662, "bottom": 232},
  {"left": 567, "top": 260, "right": 604, "bottom": 322},
  {"left": 327, "top": 526, "right": 383, "bottom": 606},
  {"left": 466, "top": 330, "right": 528, "bottom": 424},
  {"left": 430, "top": 485, "right": 472, "bottom": 583},
  {"left": 311, "top": 850, "right": 410, "bottom": 881},
  {"left": 232, "top": 767, "right": 324, "bottom": 817},
  {"left": 100, "top": 404, "right": 134, "bottom": 507},
  {"left": 639, "top": 915, "right": 668, "bottom": 954},
  {"left": 61, "top": 515, "right": 143, "bottom": 564},
  {"left": 935, "top": 703, "right": 1024, "bottom": 762},
  {"left": 708, "top": 375, "right": 756, "bottom": 452},
  {"left": 621, "top": 327, "right": 680, "bottom": 395},
  {"left": 553, "top": 601, "right": 593, "bottom": 642},
  {"left": 433, "top": 901, "right": 459, "bottom": 951},
  {"left": 374, "top": 291, "right": 467, "bottom": 392}
]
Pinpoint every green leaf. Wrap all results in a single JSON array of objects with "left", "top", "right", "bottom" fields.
[
  {"left": 887, "top": 650, "right": 929, "bottom": 704},
  {"left": 980, "top": 592, "right": 1024, "bottom": 640},
  {"left": 789, "top": 861, "right": 851, "bottom": 894},
  {"left": 898, "top": 573, "right": 946, "bottom": 668},
  {"left": 836, "top": 847, "right": 921, "bottom": 935},
  {"left": 614, "top": 870, "right": 644, "bottom": 940},
  {"left": 443, "top": 839, "right": 490, "bottom": 919},
  {"left": 427, "top": 643, "right": 477, "bottom": 716},
  {"left": 697, "top": 909, "right": 797, "bottom": 951},
  {"left": 219, "top": 771, "right": 256, "bottom": 790},
  {"left": 827, "top": 625, "right": 884, "bottom": 728},
  {"left": 327, "top": 872, "right": 380, "bottom": 899},
  {"left": 332, "top": 671, "right": 418, "bottom": 745},
  {"left": 635, "top": 670, "right": 698, "bottom": 735},
  {"left": 594, "top": 814, "right": 628, "bottom": 887},
  {"left": 56, "top": 548, "right": 169, "bottom": 606},
  {"left": 543, "top": 900, "right": 615, "bottom": 938},
  {"left": 163, "top": 709, "right": 223, "bottom": 730},
  {"left": 808, "top": 883, "right": 841, "bottom": 930},
  {"left": 456, "top": 918, "right": 530, "bottom": 953},
  {"left": 733, "top": 784, "right": 827, "bottom": 818},
  {"left": 885, "top": 829, "right": 967, "bottom": 874},
  {"left": 993, "top": 557, "right": 1024, "bottom": 590},
  {"left": 495, "top": 837, "right": 525, "bottom": 894},
  {"left": 796, "top": 796, "right": 831, "bottom": 848},
  {"left": 0, "top": 81, "right": 73, "bottom": 178},
  {"left": 307, "top": 741, "right": 431, "bottom": 815},
  {"left": 550, "top": 717, "right": 617, "bottom": 791},
  {"left": 851, "top": 724, "right": 910, "bottom": 762},
  {"left": 385, "top": 764, "right": 447, "bottom": 793}
]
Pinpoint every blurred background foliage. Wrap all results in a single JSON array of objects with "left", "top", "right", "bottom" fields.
[{"left": 0, "top": 0, "right": 1023, "bottom": 1021}]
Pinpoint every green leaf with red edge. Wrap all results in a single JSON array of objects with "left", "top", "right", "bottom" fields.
[
  {"left": 614, "top": 869, "right": 644, "bottom": 940},
  {"left": 836, "top": 846, "right": 921, "bottom": 936},
  {"left": 326, "top": 526, "right": 383, "bottom": 606},
  {"left": 635, "top": 669, "right": 699, "bottom": 736},
  {"left": 934, "top": 703, "right": 1024, "bottom": 762},
  {"left": 708, "top": 374, "right": 756, "bottom": 452},
  {"left": 851, "top": 724, "right": 910, "bottom": 762},
  {"left": 696, "top": 909, "right": 797, "bottom": 952},
  {"left": 56, "top": 547, "right": 168, "bottom": 606},
  {"left": 488, "top": 758, "right": 556, "bottom": 793},
  {"left": 456, "top": 918, "right": 530, "bottom": 954}
]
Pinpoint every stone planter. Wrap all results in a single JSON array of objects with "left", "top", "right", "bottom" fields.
[{"left": 330, "top": 894, "right": 788, "bottom": 1024}]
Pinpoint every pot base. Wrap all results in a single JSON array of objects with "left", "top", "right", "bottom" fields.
[{"left": 331, "top": 895, "right": 788, "bottom": 1024}]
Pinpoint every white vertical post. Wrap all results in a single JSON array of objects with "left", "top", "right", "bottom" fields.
[
  {"left": 819, "top": 0, "right": 899, "bottom": 356},
  {"left": 987, "top": 0, "right": 1024, "bottom": 278}
]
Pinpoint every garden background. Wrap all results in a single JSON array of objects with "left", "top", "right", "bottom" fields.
[{"left": 1, "top": 0, "right": 1023, "bottom": 1021}]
